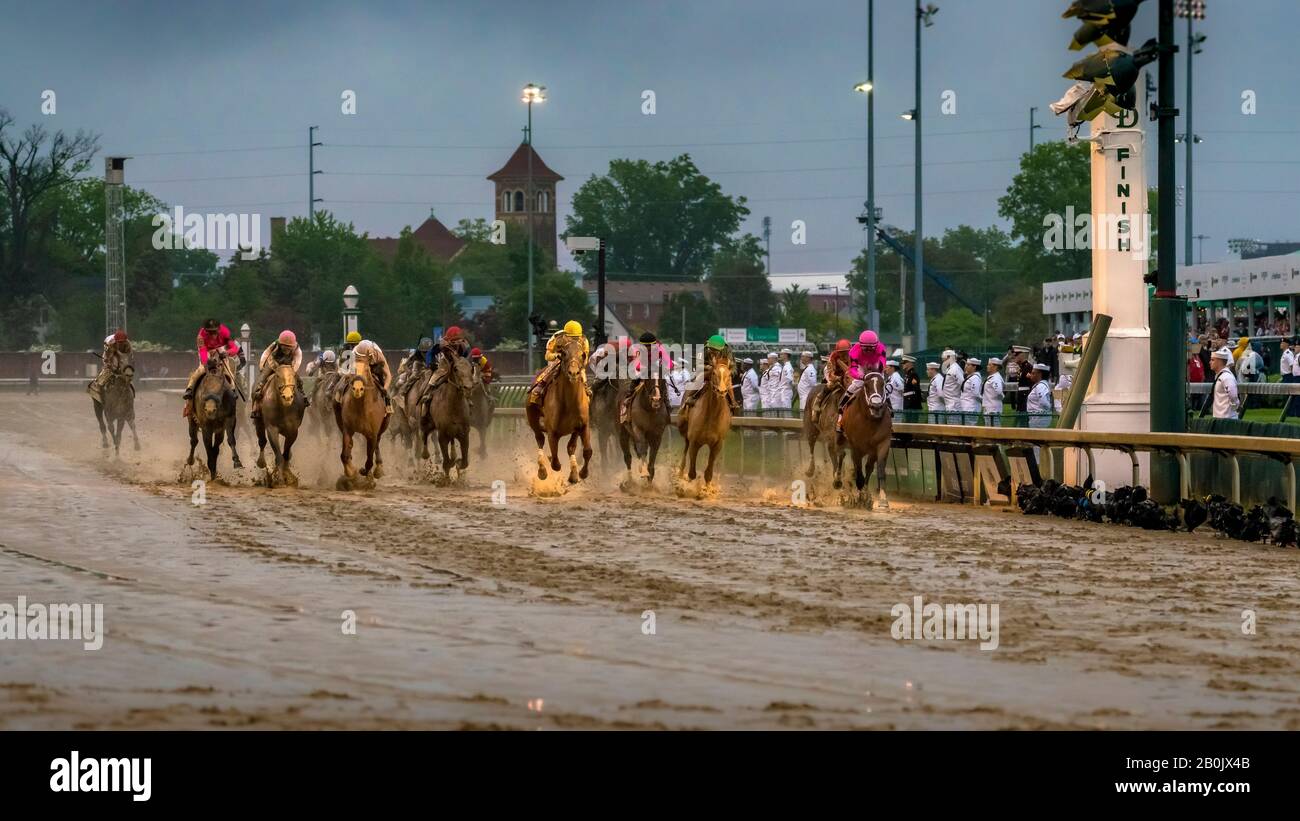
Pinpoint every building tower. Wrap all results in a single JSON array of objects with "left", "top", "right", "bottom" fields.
[{"left": 487, "top": 142, "right": 563, "bottom": 264}]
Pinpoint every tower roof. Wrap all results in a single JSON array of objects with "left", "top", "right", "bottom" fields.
[
  {"left": 487, "top": 142, "right": 563, "bottom": 183},
  {"left": 368, "top": 216, "right": 466, "bottom": 264}
]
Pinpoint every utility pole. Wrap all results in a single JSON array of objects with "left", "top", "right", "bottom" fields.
[
  {"left": 867, "top": 0, "right": 878, "bottom": 331},
  {"left": 308, "top": 126, "right": 322, "bottom": 217},
  {"left": 1029, "top": 106, "right": 1042, "bottom": 152},
  {"left": 1193, "top": 233, "right": 1209, "bottom": 264},
  {"left": 521, "top": 84, "right": 546, "bottom": 371},
  {"left": 1150, "top": 0, "right": 1186, "bottom": 501},
  {"left": 913, "top": 2, "right": 937, "bottom": 349},
  {"left": 762, "top": 216, "right": 772, "bottom": 274},
  {"left": 1178, "top": 0, "right": 1206, "bottom": 267}
]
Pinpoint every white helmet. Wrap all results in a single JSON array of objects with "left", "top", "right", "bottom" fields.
[{"left": 321, "top": 350, "right": 337, "bottom": 363}]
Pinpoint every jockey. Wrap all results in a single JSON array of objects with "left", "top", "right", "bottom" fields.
[
  {"left": 183, "top": 318, "right": 243, "bottom": 416},
  {"left": 471, "top": 347, "right": 494, "bottom": 384},
  {"left": 306, "top": 349, "right": 337, "bottom": 376},
  {"left": 528, "top": 320, "right": 590, "bottom": 404},
  {"left": 250, "top": 330, "right": 307, "bottom": 418},
  {"left": 680, "top": 334, "right": 740, "bottom": 413},
  {"left": 336, "top": 338, "right": 393, "bottom": 413},
  {"left": 809, "top": 338, "right": 852, "bottom": 417},
  {"left": 418, "top": 326, "right": 472, "bottom": 411},
  {"left": 835, "top": 329, "right": 888, "bottom": 431},
  {"left": 87, "top": 329, "right": 133, "bottom": 400},
  {"left": 395, "top": 336, "right": 434, "bottom": 398},
  {"left": 620, "top": 331, "right": 676, "bottom": 423}
]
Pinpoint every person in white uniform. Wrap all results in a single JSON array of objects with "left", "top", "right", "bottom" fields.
[
  {"left": 1026, "top": 362, "right": 1056, "bottom": 428},
  {"left": 1209, "top": 346, "right": 1240, "bottom": 420},
  {"left": 759, "top": 354, "right": 778, "bottom": 415},
  {"left": 982, "top": 357, "right": 1005, "bottom": 426},
  {"left": 740, "top": 358, "right": 761, "bottom": 412},
  {"left": 941, "top": 348, "right": 963, "bottom": 421},
  {"left": 925, "top": 361, "right": 944, "bottom": 423},
  {"left": 777, "top": 349, "right": 795, "bottom": 416},
  {"left": 668, "top": 359, "right": 690, "bottom": 409},
  {"left": 885, "top": 359, "right": 905, "bottom": 414},
  {"left": 959, "top": 357, "right": 983, "bottom": 425},
  {"left": 797, "top": 350, "right": 818, "bottom": 411}
]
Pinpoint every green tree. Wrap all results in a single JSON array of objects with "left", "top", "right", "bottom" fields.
[
  {"left": 927, "top": 306, "right": 985, "bottom": 352},
  {"left": 707, "top": 235, "right": 777, "bottom": 327},
  {"left": 997, "top": 140, "right": 1091, "bottom": 283},
  {"left": 659, "top": 291, "right": 718, "bottom": 344},
  {"left": 566, "top": 154, "right": 749, "bottom": 280},
  {"left": 497, "top": 271, "right": 594, "bottom": 348}
]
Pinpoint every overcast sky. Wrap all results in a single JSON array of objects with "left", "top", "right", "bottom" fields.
[{"left": 2, "top": 0, "right": 1296, "bottom": 279}]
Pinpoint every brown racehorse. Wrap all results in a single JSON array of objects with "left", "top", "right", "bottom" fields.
[
  {"left": 185, "top": 350, "right": 242, "bottom": 481},
  {"left": 468, "top": 364, "right": 495, "bottom": 460},
  {"left": 802, "top": 381, "right": 844, "bottom": 481},
  {"left": 308, "top": 367, "right": 339, "bottom": 440},
  {"left": 676, "top": 356, "right": 733, "bottom": 484},
  {"left": 422, "top": 351, "right": 474, "bottom": 480},
  {"left": 526, "top": 335, "right": 592, "bottom": 483},
  {"left": 621, "top": 376, "right": 672, "bottom": 482},
  {"left": 254, "top": 363, "right": 307, "bottom": 487},
  {"left": 588, "top": 375, "right": 624, "bottom": 466},
  {"left": 394, "top": 365, "right": 431, "bottom": 462},
  {"left": 93, "top": 362, "right": 140, "bottom": 455},
  {"left": 837, "top": 370, "right": 893, "bottom": 508},
  {"left": 334, "top": 359, "right": 389, "bottom": 488}
]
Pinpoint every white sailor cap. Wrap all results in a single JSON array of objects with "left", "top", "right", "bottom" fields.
[
  {"left": 901, "top": 354, "right": 917, "bottom": 363},
  {"left": 926, "top": 361, "right": 941, "bottom": 369},
  {"left": 1211, "top": 347, "right": 1233, "bottom": 362},
  {"left": 742, "top": 357, "right": 754, "bottom": 364},
  {"left": 800, "top": 350, "right": 813, "bottom": 358},
  {"left": 1012, "top": 345, "right": 1031, "bottom": 354},
  {"left": 1032, "top": 362, "right": 1051, "bottom": 373},
  {"left": 966, "top": 357, "right": 981, "bottom": 366},
  {"left": 780, "top": 348, "right": 794, "bottom": 355},
  {"left": 941, "top": 348, "right": 956, "bottom": 359},
  {"left": 987, "top": 356, "right": 1002, "bottom": 366},
  {"left": 767, "top": 352, "right": 778, "bottom": 360},
  {"left": 1072, "top": 332, "right": 1082, "bottom": 340},
  {"left": 885, "top": 359, "right": 898, "bottom": 367}
]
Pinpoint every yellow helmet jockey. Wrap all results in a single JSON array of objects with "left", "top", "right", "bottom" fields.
[
  {"left": 345, "top": 331, "right": 362, "bottom": 345},
  {"left": 563, "top": 320, "right": 583, "bottom": 337}
]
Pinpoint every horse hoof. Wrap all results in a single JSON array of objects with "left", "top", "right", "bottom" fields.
[
  {"left": 232, "top": 459, "right": 243, "bottom": 470},
  {"left": 336, "top": 476, "right": 351, "bottom": 491},
  {"left": 373, "top": 465, "right": 385, "bottom": 479},
  {"left": 256, "top": 457, "right": 267, "bottom": 469},
  {"left": 537, "top": 466, "right": 547, "bottom": 480},
  {"left": 832, "top": 479, "right": 842, "bottom": 489}
]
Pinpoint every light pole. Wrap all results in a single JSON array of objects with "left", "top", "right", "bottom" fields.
[
  {"left": 818, "top": 283, "right": 842, "bottom": 338},
  {"left": 1029, "top": 106, "right": 1042, "bottom": 152},
  {"left": 342, "top": 284, "right": 360, "bottom": 344},
  {"left": 854, "top": 0, "right": 879, "bottom": 332},
  {"left": 1177, "top": 0, "right": 1207, "bottom": 267},
  {"left": 308, "top": 126, "right": 322, "bottom": 218},
  {"left": 912, "top": 2, "right": 938, "bottom": 349},
  {"left": 522, "top": 83, "right": 546, "bottom": 372},
  {"left": 240, "top": 323, "right": 252, "bottom": 385}
]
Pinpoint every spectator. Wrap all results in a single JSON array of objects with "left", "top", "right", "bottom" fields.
[{"left": 1207, "top": 347, "right": 1239, "bottom": 420}]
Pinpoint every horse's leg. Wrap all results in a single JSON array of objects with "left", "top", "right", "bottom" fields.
[
  {"left": 549, "top": 430, "right": 562, "bottom": 472},
  {"left": 372, "top": 424, "right": 385, "bottom": 479},
  {"left": 341, "top": 429, "right": 356, "bottom": 479},
  {"left": 438, "top": 432, "right": 453, "bottom": 477},
  {"left": 457, "top": 430, "right": 470, "bottom": 470},
  {"left": 361, "top": 433, "right": 375, "bottom": 476},
  {"left": 205, "top": 429, "right": 221, "bottom": 482},
  {"left": 127, "top": 415, "right": 141, "bottom": 451},
  {"left": 94, "top": 402, "right": 109, "bottom": 449},
  {"left": 255, "top": 416, "right": 268, "bottom": 469},
  {"left": 704, "top": 441, "right": 723, "bottom": 485},
  {"left": 580, "top": 425, "right": 593, "bottom": 480},
  {"left": 112, "top": 418, "right": 125, "bottom": 456},
  {"left": 268, "top": 426, "right": 286, "bottom": 484},
  {"left": 876, "top": 441, "right": 891, "bottom": 509},
  {"left": 646, "top": 431, "right": 661, "bottom": 482},
  {"left": 227, "top": 414, "right": 242, "bottom": 470},
  {"left": 282, "top": 428, "right": 299, "bottom": 486},
  {"left": 687, "top": 440, "right": 702, "bottom": 481},
  {"left": 618, "top": 423, "right": 633, "bottom": 472},
  {"left": 186, "top": 418, "right": 199, "bottom": 467},
  {"left": 831, "top": 439, "right": 846, "bottom": 490},
  {"left": 566, "top": 430, "right": 580, "bottom": 484}
]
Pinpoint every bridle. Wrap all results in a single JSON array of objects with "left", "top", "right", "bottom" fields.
[{"left": 859, "top": 371, "right": 886, "bottom": 418}]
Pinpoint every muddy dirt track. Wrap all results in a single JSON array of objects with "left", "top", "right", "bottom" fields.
[{"left": 2, "top": 389, "right": 1299, "bottom": 729}]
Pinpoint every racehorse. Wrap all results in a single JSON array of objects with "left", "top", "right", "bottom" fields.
[
  {"left": 308, "top": 367, "right": 339, "bottom": 440},
  {"left": 837, "top": 370, "right": 893, "bottom": 508},
  {"left": 93, "top": 362, "right": 140, "bottom": 456},
  {"left": 620, "top": 375, "right": 672, "bottom": 482},
  {"left": 676, "top": 356, "right": 733, "bottom": 485},
  {"left": 422, "top": 350, "right": 474, "bottom": 480},
  {"left": 526, "top": 335, "right": 592, "bottom": 483},
  {"left": 393, "top": 364, "right": 431, "bottom": 462},
  {"left": 468, "top": 364, "right": 495, "bottom": 460},
  {"left": 254, "top": 362, "right": 307, "bottom": 487},
  {"left": 185, "top": 350, "right": 242, "bottom": 481},
  {"left": 334, "top": 358, "right": 389, "bottom": 488},
  {"left": 588, "top": 375, "right": 623, "bottom": 466},
  {"left": 802, "top": 381, "right": 844, "bottom": 482}
]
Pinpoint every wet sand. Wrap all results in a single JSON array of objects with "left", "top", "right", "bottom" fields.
[{"left": 1, "top": 390, "right": 1299, "bottom": 729}]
